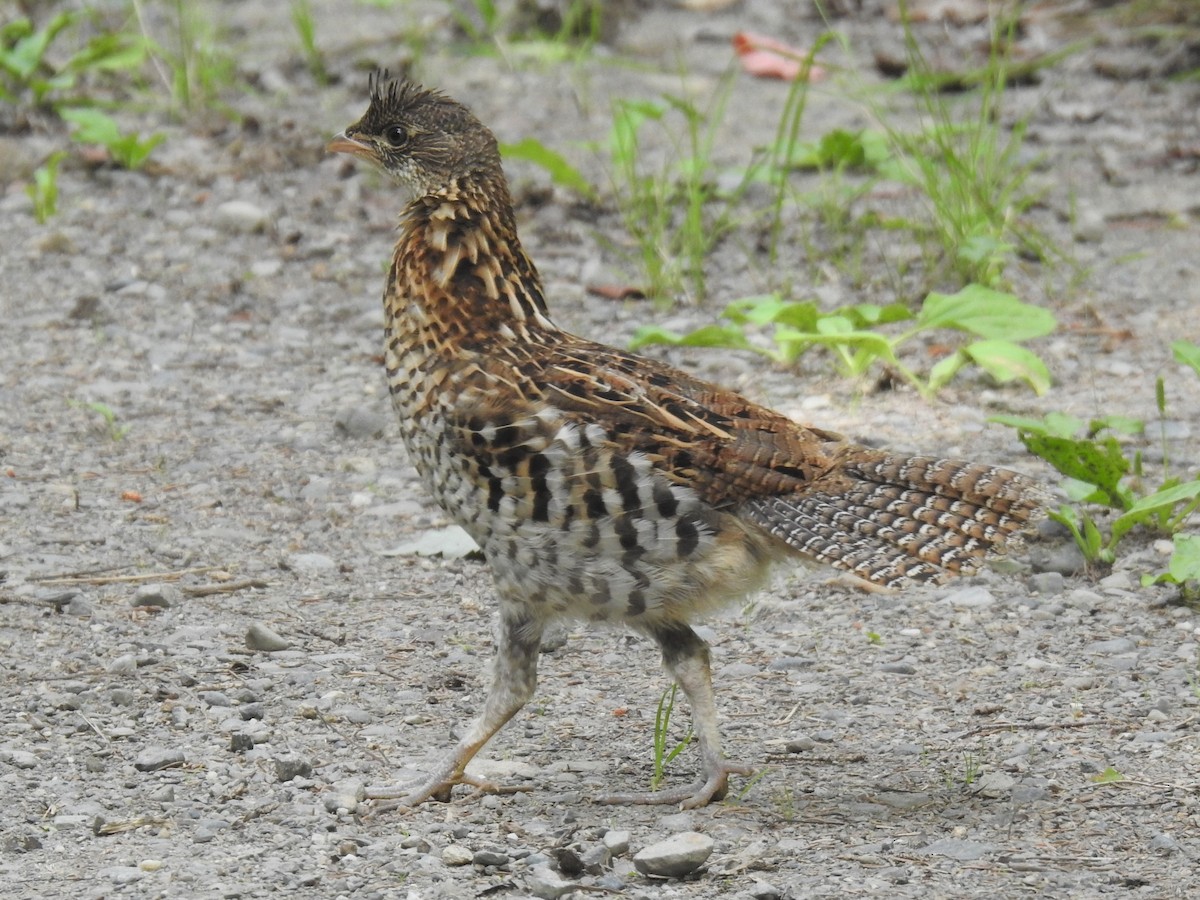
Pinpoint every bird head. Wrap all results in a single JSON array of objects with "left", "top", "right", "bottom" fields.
[{"left": 328, "top": 72, "right": 502, "bottom": 198}]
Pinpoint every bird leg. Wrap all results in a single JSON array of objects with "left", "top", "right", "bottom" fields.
[
  {"left": 600, "top": 623, "right": 755, "bottom": 809},
  {"left": 367, "top": 608, "right": 543, "bottom": 811}
]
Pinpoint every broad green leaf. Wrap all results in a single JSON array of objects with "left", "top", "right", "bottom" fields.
[
  {"left": 920, "top": 285, "right": 1056, "bottom": 341},
  {"left": 1088, "top": 415, "right": 1144, "bottom": 437},
  {"left": 500, "top": 138, "right": 595, "bottom": 199},
  {"left": 1173, "top": 341, "right": 1200, "bottom": 379},
  {"left": 1169, "top": 534, "right": 1200, "bottom": 582},
  {"left": 989, "top": 411, "right": 1084, "bottom": 439},
  {"left": 628, "top": 323, "right": 750, "bottom": 352},
  {"left": 964, "top": 339, "right": 1052, "bottom": 394},
  {"left": 61, "top": 107, "right": 122, "bottom": 144},
  {"left": 723, "top": 295, "right": 818, "bottom": 330},
  {"left": 1021, "top": 434, "right": 1129, "bottom": 506},
  {"left": 846, "top": 302, "right": 912, "bottom": 327},
  {"left": 928, "top": 349, "right": 969, "bottom": 393},
  {"left": 1118, "top": 480, "right": 1200, "bottom": 519}
]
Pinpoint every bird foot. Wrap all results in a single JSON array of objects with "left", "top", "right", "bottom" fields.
[
  {"left": 365, "top": 771, "right": 532, "bottom": 814},
  {"left": 598, "top": 761, "right": 756, "bottom": 809}
]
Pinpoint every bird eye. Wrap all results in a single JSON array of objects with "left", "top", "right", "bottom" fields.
[{"left": 384, "top": 125, "right": 408, "bottom": 148}]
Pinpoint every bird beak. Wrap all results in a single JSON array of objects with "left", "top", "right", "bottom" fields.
[{"left": 327, "top": 132, "right": 372, "bottom": 158}]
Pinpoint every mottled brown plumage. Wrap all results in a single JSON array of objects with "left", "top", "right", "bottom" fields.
[{"left": 328, "top": 74, "right": 1044, "bottom": 809}]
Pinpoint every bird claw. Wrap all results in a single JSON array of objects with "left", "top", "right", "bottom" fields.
[
  {"left": 598, "top": 761, "right": 756, "bottom": 809},
  {"left": 365, "top": 771, "right": 532, "bottom": 814}
]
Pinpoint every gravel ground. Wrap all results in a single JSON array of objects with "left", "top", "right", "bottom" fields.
[{"left": 3, "top": 2, "right": 1200, "bottom": 898}]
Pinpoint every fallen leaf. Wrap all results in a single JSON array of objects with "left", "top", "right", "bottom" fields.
[
  {"left": 733, "top": 32, "right": 825, "bottom": 82},
  {"left": 586, "top": 283, "right": 647, "bottom": 301},
  {"left": 120, "top": 490, "right": 143, "bottom": 503}
]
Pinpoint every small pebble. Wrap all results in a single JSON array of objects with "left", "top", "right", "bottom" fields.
[
  {"left": 132, "top": 583, "right": 177, "bottom": 608},
  {"left": 274, "top": 756, "right": 312, "bottom": 782},
  {"left": 632, "top": 831, "right": 714, "bottom": 878},
  {"left": 1, "top": 749, "right": 38, "bottom": 769},
  {"left": 786, "top": 735, "right": 816, "bottom": 753},
  {"left": 134, "top": 748, "right": 185, "bottom": 772},
  {"left": 442, "top": 844, "right": 474, "bottom": 866},
  {"left": 941, "top": 586, "right": 996, "bottom": 608},
  {"left": 603, "top": 829, "right": 631, "bottom": 856},
  {"left": 100, "top": 866, "right": 144, "bottom": 885},
  {"left": 193, "top": 818, "right": 230, "bottom": 843},
  {"left": 246, "top": 622, "right": 291, "bottom": 652},
  {"left": 108, "top": 653, "right": 137, "bottom": 674},
  {"left": 1027, "top": 571, "right": 1064, "bottom": 596},
  {"left": 473, "top": 848, "right": 510, "bottom": 867},
  {"left": 215, "top": 199, "right": 270, "bottom": 233},
  {"left": 526, "top": 864, "right": 576, "bottom": 899},
  {"left": 749, "top": 880, "right": 784, "bottom": 900},
  {"left": 1086, "top": 637, "right": 1137, "bottom": 655}
]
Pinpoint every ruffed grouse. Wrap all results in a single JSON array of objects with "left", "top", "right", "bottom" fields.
[{"left": 328, "top": 74, "right": 1043, "bottom": 809}]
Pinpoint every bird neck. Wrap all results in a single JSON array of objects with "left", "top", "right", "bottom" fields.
[{"left": 389, "top": 176, "right": 559, "bottom": 345}]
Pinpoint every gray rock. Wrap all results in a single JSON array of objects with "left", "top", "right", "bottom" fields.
[
  {"left": 99, "top": 866, "right": 144, "bottom": 885},
  {"left": 67, "top": 595, "right": 93, "bottom": 617},
  {"left": 442, "top": 844, "right": 474, "bottom": 866},
  {"left": 287, "top": 552, "right": 336, "bottom": 572},
  {"left": 526, "top": 864, "right": 576, "bottom": 899},
  {"left": 1032, "top": 543, "right": 1088, "bottom": 576},
  {"left": 239, "top": 703, "right": 265, "bottom": 720},
  {"left": 473, "top": 847, "right": 510, "bottom": 867},
  {"left": 334, "top": 404, "right": 389, "bottom": 439},
  {"left": 1, "top": 749, "right": 38, "bottom": 769},
  {"left": 878, "top": 661, "right": 916, "bottom": 675},
  {"left": 107, "top": 652, "right": 137, "bottom": 674},
  {"left": 109, "top": 688, "right": 138, "bottom": 706},
  {"left": 132, "top": 583, "right": 178, "bottom": 608},
  {"left": 199, "top": 690, "right": 231, "bottom": 707},
  {"left": 1086, "top": 637, "right": 1137, "bottom": 655},
  {"left": 193, "top": 818, "right": 230, "bottom": 843},
  {"left": 603, "top": 829, "right": 631, "bottom": 856},
  {"left": 786, "top": 735, "right": 816, "bottom": 753},
  {"left": 134, "top": 748, "right": 185, "bottom": 772},
  {"left": 941, "top": 586, "right": 996, "bottom": 608},
  {"left": 1027, "top": 571, "right": 1064, "bottom": 596},
  {"left": 274, "top": 756, "right": 312, "bottom": 782},
  {"left": 915, "top": 838, "right": 996, "bottom": 861},
  {"left": 246, "top": 622, "right": 291, "bottom": 652},
  {"left": 215, "top": 200, "right": 270, "bottom": 233},
  {"left": 749, "top": 880, "right": 784, "bottom": 900},
  {"left": 633, "top": 831, "right": 714, "bottom": 878},
  {"left": 971, "top": 772, "right": 1016, "bottom": 798}
]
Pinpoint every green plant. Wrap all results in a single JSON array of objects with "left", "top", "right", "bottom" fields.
[
  {"left": 993, "top": 343, "right": 1200, "bottom": 565},
  {"left": 1142, "top": 534, "right": 1200, "bottom": 603},
  {"left": 60, "top": 107, "right": 164, "bottom": 169},
  {"left": 453, "top": 0, "right": 601, "bottom": 61},
  {"left": 132, "top": 0, "right": 236, "bottom": 113},
  {"left": 27, "top": 151, "right": 66, "bottom": 223},
  {"left": 1, "top": 11, "right": 147, "bottom": 106},
  {"left": 650, "top": 683, "right": 693, "bottom": 792},
  {"left": 633, "top": 283, "right": 1054, "bottom": 398},
  {"left": 761, "top": 31, "right": 835, "bottom": 265},
  {"left": 76, "top": 400, "right": 131, "bottom": 442},
  {"left": 606, "top": 74, "right": 758, "bottom": 304},
  {"left": 498, "top": 138, "right": 595, "bottom": 200},
  {"left": 1091, "top": 765, "right": 1125, "bottom": 784},
  {"left": 291, "top": 0, "right": 328, "bottom": 84},
  {"left": 874, "top": 1, "right": 1052, "bottom": 287}
]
